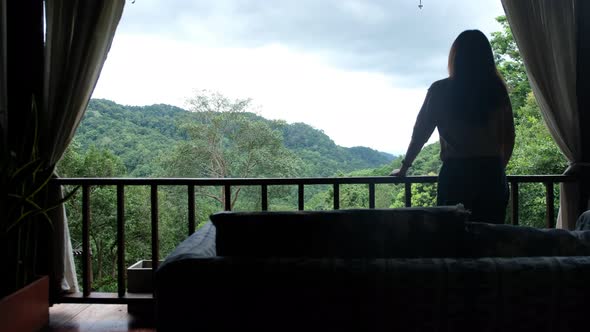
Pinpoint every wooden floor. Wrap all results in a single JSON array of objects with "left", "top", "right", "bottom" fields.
[{"left": 46, "top": 303, "right": 156, "bottom": 332}]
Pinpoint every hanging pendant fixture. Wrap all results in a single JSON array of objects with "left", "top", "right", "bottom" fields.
[{"left": 418, "top": 0, "right": 423, "bottom": 9}]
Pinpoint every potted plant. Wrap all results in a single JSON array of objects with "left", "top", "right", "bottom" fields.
[{"left": 0, "top": 101, "right": 77, "bottom": 331}]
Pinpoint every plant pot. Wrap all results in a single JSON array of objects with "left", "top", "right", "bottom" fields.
[
  {"left": 127, "top": 260, "right": 162, "bottom": 316},
  {"left": 0, "top": 275, "right": 49, "bottom": 332},
  {"left": 127, "top": 259, "right": 163, "bottom": 293}
]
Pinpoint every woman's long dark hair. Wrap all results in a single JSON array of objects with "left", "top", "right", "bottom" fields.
[{"left": 447, "top": 30, "right": 508, "bottom": 123}]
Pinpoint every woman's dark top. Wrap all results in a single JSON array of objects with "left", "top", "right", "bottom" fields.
[{"left": 404, "top": 78, "right": 514, "bottom": 166}]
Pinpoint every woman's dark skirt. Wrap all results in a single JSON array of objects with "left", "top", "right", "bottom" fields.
[{"left": 437, "top": 157, "right": 508, "bottom": 224}]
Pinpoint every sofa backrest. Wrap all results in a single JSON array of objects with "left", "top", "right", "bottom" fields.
[{"left": 210, "top": 206, "right": 469, "bottom": 258}]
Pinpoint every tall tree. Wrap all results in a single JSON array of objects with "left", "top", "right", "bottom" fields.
[
  {"left": 161, "top": 91, "right": 303, "bottom": 210},
  {"left": 490, "top": 16, "right": 531, "bottom": 111}
]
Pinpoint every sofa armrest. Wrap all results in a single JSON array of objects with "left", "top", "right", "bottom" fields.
[{"left": 158, "top": 221, "right": 216, "bottom": 270}]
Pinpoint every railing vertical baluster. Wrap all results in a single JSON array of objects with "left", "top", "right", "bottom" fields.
[
  {"left": 151, "top": 185, "right": 159, "bottom": 297},
  {"left": 511, "top": 181, "right": 519, "bottom": 226},
  {"left": 261, "top": 184, "right": 268, "bottom": 211},
  {"left": 224, "top": 185, "right": 231, "bottom": 211},
  {"left": 82, "top": 185, "right": 91, "bottom": 297},
  {"left": 117, "top": 185, "right": 125, "bottom": 298},
  {"left": 298, "top": 184, "right": 304, "bottom": 211},
  {"left": 188, "top": 185, "right": 195, "bottom": 235},
  {"left": 333, "top": 183, "right": 340, "bottom": 210},
  {"left": 369, "top": 183, "right": 375, "bottom": 209},
  {"left": 545, "top": 181, "right": 555, "bottom": 228},
  {"left": 404, "top": 182, "right": 412, "bottom": 207}
]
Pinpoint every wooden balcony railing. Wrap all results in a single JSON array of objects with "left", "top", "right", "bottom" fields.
[{"left": 51, "top": 175, "right": 576, "bottom": 304}]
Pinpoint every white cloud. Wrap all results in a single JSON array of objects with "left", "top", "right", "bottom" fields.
[
  {"left": 92, "top": 0, "right": 505, "bottom": 155},
  {"left": 94, "top": 35, "right": 431, "bottom": 154}
]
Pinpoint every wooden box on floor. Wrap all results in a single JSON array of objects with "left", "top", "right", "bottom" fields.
[{"left": 127, "top": 260, "right": 161, "bottom": 316}]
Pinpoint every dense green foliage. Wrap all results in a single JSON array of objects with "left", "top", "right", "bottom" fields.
[
  {"left": 279, "top": 122, "right": 393, "bottom": 176},
  {"left": 58, "top": 16, "right": 567, "bottom": 292},
  {"left": 490, "top": 16, "right": 531, "bottom": 111},
  {"left": 75, "top": 97, "right": 394, "bottom": 177}
]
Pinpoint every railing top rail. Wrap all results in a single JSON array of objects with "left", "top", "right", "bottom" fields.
[
  {"left": 51, "top": 174, "right": 577, "bottom": 186},
  {"left": 506, "top": 175, "right": 577, "bottom": 183}
]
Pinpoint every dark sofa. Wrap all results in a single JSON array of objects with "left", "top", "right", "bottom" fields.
[{"left": 156, "top": 207, "right": 590, "bottom": 332}]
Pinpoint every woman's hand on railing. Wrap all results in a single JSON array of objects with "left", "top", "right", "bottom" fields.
[
  {"left": 389, "top": 168, "right": 407, "bottom": 177},
  {"left": 390, "top": 158, "right": 410, "bottom": 177}
]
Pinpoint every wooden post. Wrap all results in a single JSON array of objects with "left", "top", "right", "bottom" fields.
[
  {"left": 404, "top": 182, "right": 412, "bottom": 207},
  {"left": 82, "top": 185, "right": 92, "bottom": 297},
  {"left": 150, "top": 185, "right": 159, "bottom": 297},
  {"left": 224, "top": 185, "right": 231, "bottom": 211},
  {"left": 188, "top": 185, "right": 195, "bottom": 235},
  {"left": 261, "top": 184, "right": 268, "bottom": 211},
  {"left": 333, "top": 184, "right": 340, "bottom": 210},
  {"left": 116, "top": 185, "right": 125, "bottom": 297},
  {"left": 369, "top": 183, "right": 376, "bottom": 209},
  {"left": 298, "top": 184, "right": 305, "bottom": 211},
  {"left": 545, "top": 182, "right": 555, "bottom": 228},
  {"left": 511, "top": 181, "right": 519, "bottom": 226}
]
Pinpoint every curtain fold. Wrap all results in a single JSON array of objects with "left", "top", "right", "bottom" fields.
[
  {"left": 44, "top": 0, "right": 125, "bottom": 294},
  {"left": 501, "top": 0, "right": 590, "bottom": 229},
  {"left": 44, "top": 0, "right": 125, "bottom": 165},
  {"left": 0, "top": 0, "right": 6, "bottom": 144}
]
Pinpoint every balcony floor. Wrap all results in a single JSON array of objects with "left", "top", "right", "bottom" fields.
[{"left": 46, "top": 303, "right": 155, "bottom": 332}]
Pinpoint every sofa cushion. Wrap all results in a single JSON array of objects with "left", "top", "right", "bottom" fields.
[
  {"left": 210, "top": 206, "right": 469, "bottom": 258},
  {"left": 466, "top": 222, "right": 590, "bottom": 257}
]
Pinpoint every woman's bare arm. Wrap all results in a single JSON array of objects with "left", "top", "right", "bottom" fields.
[{"left": 391, "top": 86, "right": 437, "bottom": 176}]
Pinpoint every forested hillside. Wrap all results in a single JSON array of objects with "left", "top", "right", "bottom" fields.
[{"left": 73, "top": 98, "right": 394, "bottom": 177}]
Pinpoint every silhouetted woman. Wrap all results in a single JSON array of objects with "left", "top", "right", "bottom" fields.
[{"left": 391, "top": 30, "right": 515, "bottom": 224}]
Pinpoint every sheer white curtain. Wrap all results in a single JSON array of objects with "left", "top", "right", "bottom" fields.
[
  {"left": 44, "top": 0, "right": 125, "bottom": 293},
  {"left": 501, "top": 0, "right": 589, "bottom": 229}
]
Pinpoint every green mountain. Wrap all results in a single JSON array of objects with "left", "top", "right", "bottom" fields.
[{"left": 74, "top": 99, "right": 395, "bottom": 177}]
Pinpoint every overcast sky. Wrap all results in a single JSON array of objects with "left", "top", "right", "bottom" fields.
[{"left": 92, "top": 0, "right": 505, "bottom": 155}]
